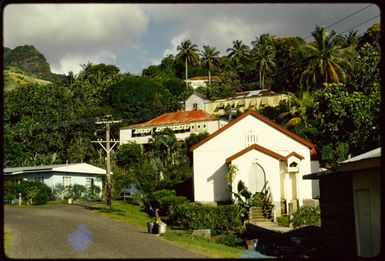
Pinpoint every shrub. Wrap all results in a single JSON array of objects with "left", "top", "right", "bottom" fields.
[
  {"left": 4, "top": 181, "right": 18, "bottom": 202},
  {"left": 52, "top": 183, "right": 66, "bottom": 200},
  {"left": 83, "top": 185, "right": 101, "bottom": 201},
  {"left": 146, "top": 189, "right": 190, "bottom": 216},
  {"left": 277, "top": 215, "right": 290, "bottom": 227},
  {"left": 63, "top": 184, "right": 101, "bottom": 201},
  {"left": 169, "top": 203, "right": 242, "bottom": 235},
  {"left": 72, "top": 184, "right": 86, "bottom": 200},
  {"left": 216, "top": 232, "right": 245, "bottom": 247},
  {"left": 16, "top": 180, "right": 52, "bottom": 205},
  {"left": 291, "top": 206, "right": 321, "bottom": 228}
]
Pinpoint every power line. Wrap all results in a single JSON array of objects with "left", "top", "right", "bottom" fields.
[
  {"left": 326, "top": 4, "right": 374, "bottom": 29},
  {"left": 303, "top": 3, "right": 374, "bottom": 41},
  {"left": 338, "top": 15, "right": 380, "bottom": 35},
  {"left": 270, "top": 14, "right": 380, "bottom": 79}
]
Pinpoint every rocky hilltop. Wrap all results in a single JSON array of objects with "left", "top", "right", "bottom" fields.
[{"left": 4, "top": 45, "right": 52, "bottom": 80}]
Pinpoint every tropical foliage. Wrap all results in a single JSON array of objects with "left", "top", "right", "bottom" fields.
[{"left": 3, "top": 23, "right": 381, "bottom": 195}]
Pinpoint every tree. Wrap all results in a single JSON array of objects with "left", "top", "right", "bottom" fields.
[
  {"left": 300, "top": 26, "right": 354, "bottom": 90},
  {"left": 273, "top": 36, "right": 306, "bottom": 92},
  {"left": 226, "top": 40, "right": 250, "bottom": 67},
  {"left": 312, "top": 83, "right": 380, "bottom": 165},
  {"left": 176, "top": 40, "right": 200, "bottom": 83},
  {"left": 115, "top": 142, "right": 145, "bottom": 171},
  {"left": 343, "top": 30, "right": 359, "bottom": 48},
  {"left": 200, "top": 45, "right": 220, "bottom": 85},
  {"left": 108, "top": 76, "right": 179, "bottom": 124},
  {"left": 347, "top": 43, "right": 380, "bottom": 94},
  {"left": 278, "top": 90, "right": 317, "bottom": 129},
  {"left": 358, "top": 22, "right": 380, "bottom": 50},
  {"left": 251, "top": 34, "right": 276, "bottom": 89},
  {"left": 148, "top": 128, "right": 191, "bottom": 187}
]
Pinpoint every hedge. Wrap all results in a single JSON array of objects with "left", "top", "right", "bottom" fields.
[
  {"left": 291, "top": 206, "right": 321, "bottom": 228},
  {"left": 169, "top": 203, "right": 243, "bottom": 235}
]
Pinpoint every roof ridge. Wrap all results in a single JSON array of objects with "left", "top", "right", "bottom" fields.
[
  {"left": 191, "top": 109, "right": 316, "bottom": 153},
  {"left": 226, "top": 144, "right": 286, "bottom": 163}
]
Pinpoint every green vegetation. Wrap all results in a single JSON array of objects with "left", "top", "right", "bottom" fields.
[
  {"left": 4, "top": 69, "right": 51, "bottom": 91},
  {"left": 4, "top": 45, "right": 52, "bottom": 80},
  {"left": 163, "top": 230, "right": 243, "bottom": 258},
  {"left": 277, "top": 215, "right": 290, "bottom": 227},
  {"left": 4, "top": 226, "right": 12, "bottom": 255},
  {"left": 3, "top": 23, "right": 381, "bottom": 193},
  {"left": 291, "top": 206, "right": 321, "bottom": 228},
  {"left": 169, "top": 203, "right": 242, "bottom": 235},
  {"left": 91, "top": 201, "right": 151, "bottom": 227},
  {"left": 4, "top": 180, "right": 52, "bottom": 205},
  {"left": 91, "top": 200, "right": 244, "bottom": 258}
]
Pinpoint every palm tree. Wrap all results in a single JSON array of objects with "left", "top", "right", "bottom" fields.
[
  {"left": 200, "top": 45, "right": 220, "bottom": 85},
  {"left": 300, "top": 26, "right": 353, "bottom": 90},
  {"left": 176, "top": 40, "right": 200, "bottom": 82},
  {"left": 343, "top": 30, "right": 359, "bottom": 48},
  {"left": 226, "top": 40, "right": 250, "bottom": 67},
  {"left": 251, "top": 34, "right": 276, "bottom": 90},
  {"left": 279, "top": 90, "right": 315, "bottom": 128}
]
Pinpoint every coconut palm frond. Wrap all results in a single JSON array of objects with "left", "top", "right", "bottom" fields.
[{"left": 284, "top": 117, "right": 302, "bottom": 127}]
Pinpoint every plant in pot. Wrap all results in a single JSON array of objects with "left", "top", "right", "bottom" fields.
[{"left": 153, "top": 208, "right": 167, "bottom": 234}]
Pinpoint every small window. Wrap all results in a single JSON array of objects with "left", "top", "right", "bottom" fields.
[
  {"left": 289, "top": 162, "right": 298, "bottom": 168},
  {"left": 63, "top": 176, "right": 71, "bottom": 187},
  {"left": 193, "top": 103, "right": 198, "bottom": 110},
  {"left": 197, "top": 125, "right": 201, "bottom": 129},
  {"left": 86, "top": 178, "right": 94, "bottom": 188},
  {"left": 203, "top": 124, "right": 206, "bottom": 128}
]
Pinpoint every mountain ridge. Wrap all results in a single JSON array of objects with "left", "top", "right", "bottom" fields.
[{"left": 4, "top": 44, "right": 53, "bottom": 81}]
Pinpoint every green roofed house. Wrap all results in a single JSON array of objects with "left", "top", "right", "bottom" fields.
[{"left": 303, "top": 147, "right": 381, "bottom": 258}]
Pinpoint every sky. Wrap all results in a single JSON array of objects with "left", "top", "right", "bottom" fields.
[{"left": 3, "top": 3, "right": 381, "bottom": 75}]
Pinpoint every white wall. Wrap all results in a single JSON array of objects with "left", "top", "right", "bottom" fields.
[
  {"left": 120, "top": 120, "right": 228, "bottom": 145},
  {"left": 185, "top": 94, "right": 207, "bottom": 111},
  {"left": 15, "top": 172, "right": 103, "bottom": 190}
]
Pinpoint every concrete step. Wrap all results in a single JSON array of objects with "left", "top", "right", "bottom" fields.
[{"left": 249, "top": 213, "right": 265, "bottom": 218}]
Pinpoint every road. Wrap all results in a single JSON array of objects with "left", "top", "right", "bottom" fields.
[{"left": 4, "top": 204, "right": 207, "bottom": 259}]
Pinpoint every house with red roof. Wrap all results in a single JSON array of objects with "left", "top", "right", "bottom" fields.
[
  {"left": 190, "top": 109, "right": 321, "bottom": 220},
  {"left": 120, "top": 110, "right": 228, "bottom": 145}
]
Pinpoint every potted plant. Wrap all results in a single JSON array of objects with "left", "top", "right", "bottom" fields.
[{"left": 153, "top": 208, "right": 167, "bottom": 234}]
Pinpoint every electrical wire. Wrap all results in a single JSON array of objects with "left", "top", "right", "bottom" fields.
[{"left": 303, "top": 3, "right": 375, "bottom": 40}]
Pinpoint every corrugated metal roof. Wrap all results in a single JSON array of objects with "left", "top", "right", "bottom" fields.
[
  {"left": 216, "top": 89, "right": 278, "bottom": 101},
  {"left": 3, "top": 163, "right": 107, "bottom": 175},
  {"left": 123, "top": 110, "right": 217, "bottom": 129},
  {"left": 4, "top": 164, "right": 71, "bottom": 174},
  {"left": 303, "top": 147, "right": 381, "bottom": 180},
  {"left": 342, "top": 147, "right": 381, "bottom": 163}
]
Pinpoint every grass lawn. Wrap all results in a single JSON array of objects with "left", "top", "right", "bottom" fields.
[
  {"left": 90, "top": 200, "right": 244, "bottom": 258},
  {"left": 4, "top": 226, "right": 12, "bottom": 255}
]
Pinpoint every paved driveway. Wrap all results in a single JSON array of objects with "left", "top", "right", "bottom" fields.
[{"left": 4, "top": 204, "right": 207, "bottom": 259}]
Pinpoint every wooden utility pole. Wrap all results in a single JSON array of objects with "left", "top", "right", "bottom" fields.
[{"left": 92, "top": 115, "right": 121, "bottom": 209}]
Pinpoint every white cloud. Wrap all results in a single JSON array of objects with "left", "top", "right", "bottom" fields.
[
  {"left": 3, "top": 3, "right": 380, "bottom": 75},
  {"left": 4, "top": 4, "right": 149, "bottom": 74},
  {"left": 162, "top": 31, "right": 191, "bottom": 57},
  {"left": 51, "top": 52, "right": 117, "bottom": 75}
]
